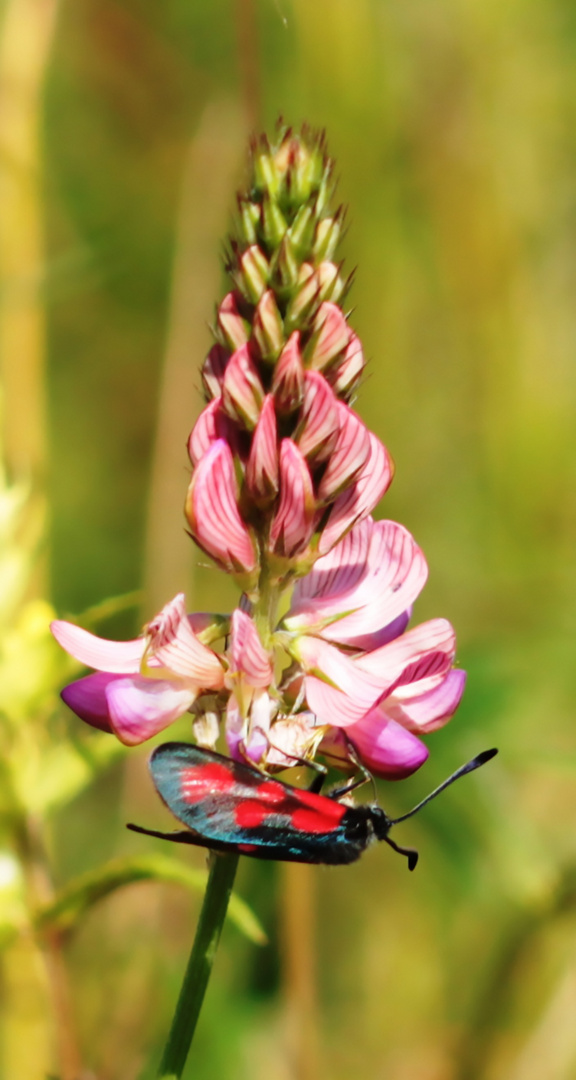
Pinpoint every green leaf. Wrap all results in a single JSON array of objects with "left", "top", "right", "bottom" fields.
[{"left": 35, "top": 855, "right": 267, "bottom": 945}]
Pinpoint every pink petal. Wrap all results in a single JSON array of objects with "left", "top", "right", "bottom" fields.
[
  {"left": 105, "top": 676, "right": 196, "bottom": 746},
  {"left": 317, "top": 403, "right": 371, "bottom": 502},
  {"left": 346, "top": 711, "right": 429, "bottom": 779},
  {"left": 246, "top": 394, "right": 279, "bottom": 503},
  {"left": 50, "top": 620, "right": 144, "bottom": 673},
  {"left": 292, "top": 636, "right": 391, "bottom": 727},
  {"left": 222, "top": 343, "right": 265, "bottom": 430},
  {"left": 386, "top": 669, "right": 467, "bottom": 733},
  {"left": 355, "top": 619, "right": 456, "bottom": 690},
  {"left": 185, "top": 439, "right": 258, "bottom": 578},
  {"left": 295, "top": 371, "right": 339, "bottom": 465},
  {"left": 293, "top": 516, "right": 372, "bottom": 602},
  {"left": 269, "top": 440, "right": 316, "bottom": 559},
  {"left": 145, "top": 593, "right": 225, "bottom": 688},
  {"left": 272, "top": 331, "right": 305, "bottom": 414},
  {"left": 229, "top": 609, "right": 273, "bottom": 688},
  {"left": 61, "top": 672, "right": 118, "bottom": 731},
  {"left": 318, "top": 432, "right": 393, "bottom": 554}
]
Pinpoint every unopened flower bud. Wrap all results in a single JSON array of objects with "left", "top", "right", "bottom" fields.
[
  {"left": 252, "top": 290, "right": 284, "bottom": 362},
  {"left": 307, "top": 301, "right": 351, "bottom": 371},
  {"left": 272, "top": 332, "right": 305, "bottom": 414},
  {"left": 295, "top": 371, "right": 340, "bottom": 465},
  {"left": 201, "top": 344, "right": 229, "bottom": 401},
  {"left": 287, "top": 204, "right": 316, "bottom": 261},
  {"left": 316, "top": 261, "right": 344, "bottom": 303},
  {"left": 313, "top": 213, "right": 342, "bottom": 262},
  {"left": 188, "top": 398, "right": 239, "bottom": 466},
  {"left": 262, "top": 193, "right": 288, "bottom": 249},
  {"left": 285, "top": 263, "right": 319, "bottom": 329},
  {"left": 317, "top": 402, "right": 371, "bottom": 501},
  {"left": 217, "top": 292, "right": 250, "bottom": 351},
  {"left": 270, "top": 440, "right": 316, "bottom": 559},
  {"left": 237, "top": 198, "right": 261, "bottom": 245},
  {"left": 236, "top": 245, "right": 269, "bottom": 304},
  {"left": 326, "top": 332, "right": 365, "bottom": 399},
  {"left": 185, "top": 440, "right": 259, "bottom": 584},
  {"left": 222, "top": 343, "right": 265, "bottom": 430},
  {"left": 246, "top": 395, "right": 280, "bottom": 505}
]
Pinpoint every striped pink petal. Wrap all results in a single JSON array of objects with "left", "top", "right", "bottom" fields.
[
  {"left": 269, "top": 440, "right": 316, "bottom": 559},
  {"left": 229, "top": 608, "right": 273, "bottom": 688},
  {"left": 318, "top": 432, "right": 393, "bottom": 554},
  {"left": 292, "top": 636, "right": 391, "bottom": 727},
  {"left": 317, "top": 403, "right": 371, "bottom": 502},
  {"left": 217, "top": 291, "right": 249, "bottom": 351},
  {"left": 145, "top": 593, "right": 224, "bottom": 688},
  {"left": 355, "top": 618, "right": 456, "bottom": 690},
  {"left": 185, "top": 439, "right": 258, "bottom": 577},
  {"left": 201, "top": 344, "right": 229, "bottom": 400},
  {"left": 295, "top": 371, "right": 339, "bottom": 465},
  {"left": 50, "top": 621, "right": 145, "bottom": 672},
  {"left": 287, "top": 520, "right": 427, "bottom": 643},
  {"left": 187, "top": 398, "right": 238, "bottom": 466},
  {"left": 327, "top": 333, "right": 365, "bottom": 398},
  {"left": 105, "top": 676, "right": 197, "bottom": 746}
]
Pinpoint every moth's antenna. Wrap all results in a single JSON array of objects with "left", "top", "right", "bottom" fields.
[{"left": 391, "top": 748, "right": 498, "bottom": 826}]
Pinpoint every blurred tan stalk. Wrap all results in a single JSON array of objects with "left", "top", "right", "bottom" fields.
[
  {"left": 143, "top": 100, "right": 246, "bottom": 611},
  {"left": 0, "top": 3, "right": 83, "bottom": 1079}
]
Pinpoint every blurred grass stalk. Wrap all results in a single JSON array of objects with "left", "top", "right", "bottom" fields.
[{"left": 0, "top": 3, "right": 80, "bottom": 1079}]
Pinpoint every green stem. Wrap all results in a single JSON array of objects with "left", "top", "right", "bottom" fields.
[{"left": 157, "top": 851, "right": 239, "bottom": 1079}]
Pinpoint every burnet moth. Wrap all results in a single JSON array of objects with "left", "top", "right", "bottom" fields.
[{"left": 128, "top": 743, "right": 498, "bottom": 870}]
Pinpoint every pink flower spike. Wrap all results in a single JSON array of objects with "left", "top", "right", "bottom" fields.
[
  {"left": 286, "top": 519, "right": 427, "bottom": 645},
  {"left": 144, "top": 593, "right": 224, "bottom": 688},
  {"left": 217, "top": 291, "right": 250, "bottom": 351},
  {"left": 386, "top": 668, "right": 467, "bottom": 734},
  {"left": 187, "top": 398, "right": 238, "bottom": 467},
  {"left": 229, "top": 609, "right": 273, "bottom": 688},
  {"left": 185, "top": 439, "right": 258, "bottom": 579},
  {"left": 307, "top": 302, "right": 351, "bottom": 372},
  {"left": 222, "top": 343, "right": 265, "bottom": 430},
  {"left": 202, "top": 344, "right": 229, "bottom": 400},
  {"left": 317, "top": 403, "right": 371, "bottom": 502},
  {"left": 318, "top": 431, "right": 393, "bottom": 554},
  {"left": 344, "top": 710, "right": 429, "bottom": 780},
  {"left": 294, "top": 371, "right": 340, "bottom": 465},
  {"left": 272, "top": 331, "right": 305, "bottom": 414},
  {"left": 246, "top": 395, "right": 279, "bottom": 504},
  {"left": 50, "top": 621, "right": 144, "bottom": 672},
  {"left": 269, "top": 440, "right": 316, "bottom": 559},
  {"left": 105, "top": 675, "right": 197, "bottom": 746},
  {"left": 327, "top": 332, "right": 365, "bottom": 398}
]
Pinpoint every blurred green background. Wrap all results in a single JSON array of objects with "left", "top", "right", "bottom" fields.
[{"left": 2, "top": 0, "right": 576, "bottom": 1078}]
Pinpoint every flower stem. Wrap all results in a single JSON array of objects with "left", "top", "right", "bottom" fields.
[{"left": 157, "top": 850, "right": 240, "bottom": 1079}]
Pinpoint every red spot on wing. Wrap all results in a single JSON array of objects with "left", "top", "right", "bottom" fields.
[
  {"left": 239, "top": 843, "right": 258, "bottom": 853},
  {"left": 294, "top": 789, "right": 347, "bottom": 823},
  {"left": 235, "top": 799, "right": 269, "bottom": 828},
  {"left": 180, "top": 763, "right": 235, "bottom": 803},
  {"left": 255, "top": 780, "right": 289, "bottom": 806},
  {"left": 291, "top": 807, "right": 344, "bottom": 834}
]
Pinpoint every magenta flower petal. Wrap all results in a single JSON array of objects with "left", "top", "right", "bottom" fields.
[
  {"left": 229, "top": 609, "right": 273, "bottom": 688},
  {"left": 386, "top": 668, "right": 467, "bottom": 733},
  {"left": 269, "top": 440, "right": 316, "bottom": 559},
  {"left": 105, "top": 676, "right": 196, "bottom": 746},
  {"left": 246, "top": 394, "right": 279, "bottom": 503},
  {"left": 50, "top": 621, "right": 144, "bottom": 673},
  {"left": 319, "top": 432, "right": 393, "bottom": 554},
  {"left": 185, "top": 439, "right": 258, "bottom": 578},
  {"left": 222, "top": 343, "right": 265, "bottom": 430},
  {"left": 346, "top": 710, "right": 429, "bottom": 779},
  {"left": 61, "top": 672, "right": 119, "bottom": 731}
]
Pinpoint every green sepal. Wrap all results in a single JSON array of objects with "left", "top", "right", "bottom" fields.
[{"left": 262, "top": 194, "right": 288, "bottom": 250}]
